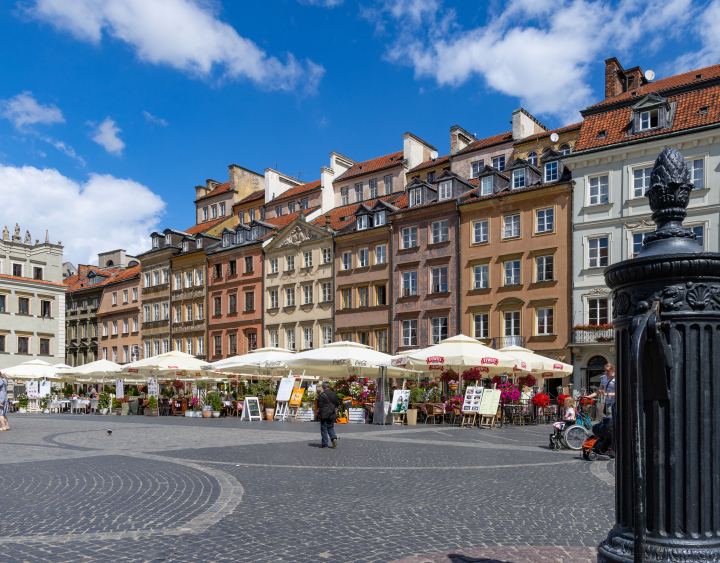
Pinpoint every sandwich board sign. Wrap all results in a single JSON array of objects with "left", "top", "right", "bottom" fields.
[
  {"left": 477, "top": 389, "right": 502, "bottom": 416},
  {"left": 462, "top": 386, "right": 484, "bottom": 413},
  {"left": 242, "top": 397, "right": 262, "bottom": 421}
]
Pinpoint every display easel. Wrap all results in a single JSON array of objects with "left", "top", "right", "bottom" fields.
[
  {"left": 288, "top": 388, "right": 304, "bottom": 420},
  {"left": 392, "top": 413, "right": 406, "bottom": 425},
  {"left": 478, "top": 389, "right": 502, "bottom": 429},
  {"left": 460, "top": 386, "right": 484, "bottom": 428}
]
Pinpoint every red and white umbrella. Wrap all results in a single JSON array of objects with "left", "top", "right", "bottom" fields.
[{"left": 499, "top": 346, "right": 573, "bottom": 379}]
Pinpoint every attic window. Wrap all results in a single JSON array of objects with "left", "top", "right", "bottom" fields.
[
  {"left": 699, "top": 106, "right": 709, "bottom": 115},
  {"left": 196, "top": 238, "right": 203, "bottom": 249},
  {"left": 182, "top": 240, "right": 189, "bottom": 252},
  {"left": 696, "top": 74, "right": 703, "bottom": 79},
  {"left": 357, "top": 215, "right": 369, "bottom": 230},
  {"left": 597, "top": 130, "right": 607, "bottom": 140},
  {"left": 631, "top": 92, "right": 638, "bottom": 97},
  {"left": 639, "top": 109, "right": 659, "bottom": 130},
  {"left": 389, "top": 157, "right": 395, "bottom": 161}
]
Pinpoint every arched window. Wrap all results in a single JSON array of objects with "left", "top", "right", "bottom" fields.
[
  {"left": 558, "top": 143, "right": 571, "bottom": 155},
  {"left": 586, "top": 354, "right": 609, "bottom": 394},
  {"left": 106, "top": 260, "right": 114, "bottom": 266},
  {"left": 527, "top": 151, "right": 538, "bottom": 167}
]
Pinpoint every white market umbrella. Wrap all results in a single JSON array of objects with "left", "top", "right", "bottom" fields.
[
  {"left": 499, "top": 346, "right": 573, "bottom": 379},
  {"left": 121, "top": 351, "right": 217, "bottom": 378},
  {"left": 210, "top": 347, "right": 295, "bottom": 373},
  {"left": 65, "top": 359, "right": 123, "bottom": 378},
  {"left": 2, "top": 359, "right": 63, "bottom": 380},
  {"left": 282, "top": 342, "right": 406, "bottom": 378},
  {"left": 402, "top": 334, "right": 522, "bottom": 376}
]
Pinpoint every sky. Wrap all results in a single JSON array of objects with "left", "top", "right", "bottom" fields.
[{"left": 0, "top": 0, "right": 716, "bottom": 266}]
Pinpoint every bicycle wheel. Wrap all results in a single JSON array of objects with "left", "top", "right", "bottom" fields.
[{"left": 563, "top": 425, "right": 589, "bottom": 450}]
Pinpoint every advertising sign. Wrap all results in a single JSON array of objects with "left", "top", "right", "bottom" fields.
[
  {"left": 147, "top": 378, "right": 159, "bottom": 398},
  {"left": 27, "top": 380, "right": 39, "bottom": 398},
  {"left": 289, "top": 388, "right": 305, "bottom": 407},
  {"left": 390, "top": 389, "right": 410, "bottom": 414},
  {"left": 478, "top": 389, "right": 502, "bottom": 416},
  {"left": 462, "top": 386, "right": 484, "bottom": 413},
  {"left": 242, "top": 397, "right": 262, "bottom": 421},
  {"left": 115, "top": 379, "right": 124, "bottom": 399}
]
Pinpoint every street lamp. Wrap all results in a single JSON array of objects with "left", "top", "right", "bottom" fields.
[{"left": 499, "top": 373, "right": 509, "bottom": 427}]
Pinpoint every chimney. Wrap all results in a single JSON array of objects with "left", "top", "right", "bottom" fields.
[
  {"left": 512, "top": 108, "right": 547, "bottom": 141},
  {"left": 402, "top": 132, "right": 436, "bottom": 170},
  {"left": 604, "top": 57, "right": 625, "bottom": 99},
  {"left": 449, "top": 126, "right": 476, "bottom": 155},
  {"left": 228, "top": 164, "right": 263, "bottom": 202}
]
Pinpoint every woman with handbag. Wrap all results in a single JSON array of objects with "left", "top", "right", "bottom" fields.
[
  {"left": 317, "top": 381, "right": 340, "bottom": 448},
  {"left": 0, "top": 372, "right": 10, "bottom": 431}
]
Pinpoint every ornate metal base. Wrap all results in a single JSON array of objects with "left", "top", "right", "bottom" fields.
[{"left": 598, "top": 529, "right": 720, "bottom": 563}]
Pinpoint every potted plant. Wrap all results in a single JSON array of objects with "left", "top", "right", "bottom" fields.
[
  {"left": 406, "top": 386, "right": 424, "bottom": 425},
  {"left": 17, "top": 393, "right": 28, "bottom": 413},
  {"left": 263, "top": 394, "right": 276, "bottom": 420},
  {"left": 185, "top": 397, "right": 198, "bottom": 417},
  {"left": 335, "top": 401, "right": 348, "bottom": 424},
  {"left": 111, "top": 397, "right": 123, "bottom": 415},
  {"left": 517, "top": 374, "right": 537, "bottom": 392},
  {"left": 98, "top": 392, "right": 110, "bottom": 415},
  {"left": 144, "top": 396, "right": 159, "bottom": 416},
  {"left": 207, "top": 392, "right": 223, "bottom": 418}
]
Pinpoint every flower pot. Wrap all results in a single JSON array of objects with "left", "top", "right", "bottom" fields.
[
  {"left": 406, "top": 408, "right": 418, "bottom": 426},
  {"left": 336, "top": 417, "right": 348, "bottom": 424},
  {"left": 43, "top": 408, "right": 50, "bottom": 414},
  {"left": 211, "top": 411, "right": 221, "bottom": 418},
  {"left": 184, "top": 411, "right": 194, "bottom": 418},
  {"left": 449, "top": 385, "right": 458, "bottom": 392},
  {"left": 112, "top": 408, "right": 122, "bottom": 415},
  {"left": 121, "top": 403, "right": 129, "bottom": 416},
  {"left": 18, "top": 407, "right": 27, "bottom": 414},
  {"left": 202, "top": 410, "right": 211, "bottom": 418},
  {"left": 144, "top": 408, "right": 159, "bottom": 416},
  {"left": 100, "top": 408, "right": 109, "bottom": 415},
  {"left": 194, "top": 411, "right": 202, "bottom": 417},
  {"left": 265, "top": 408, "right": 275, "bottom": 420}
]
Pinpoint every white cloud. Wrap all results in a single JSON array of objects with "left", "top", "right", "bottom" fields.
[
  {"left": 25, "top": 0, "right": 325, "bottom": 94},
  {"left": 298, "top": 0, "right": 344, "bottom": 6},
  {"left": 88, "top": 117, "right": 125, "bottom": 155},
  {"left": 143, "top": 110, "right": 168, "bottom": 127},
  {"left": 675, "top": 0, "right": 720, "bottom": 71},
  {"left": 0, "top": 164, "right": 165, "bottom": 265},
  {"left": 0, "top": 91, "right": 65, "bottom": 130},
  {"left": 40, "top": 136, "right": 86, "bottom": 167},
  {"left": 372, "top": 0, "right": 694, "bottom": 122}
]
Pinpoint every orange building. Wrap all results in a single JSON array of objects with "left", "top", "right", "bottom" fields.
[{"left": 96, "top": 266, "right": 141, "bottom": 364}]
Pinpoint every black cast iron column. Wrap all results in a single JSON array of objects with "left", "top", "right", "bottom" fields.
[{"left": 598, "top": 148, "right": 720, "bottom": 563}]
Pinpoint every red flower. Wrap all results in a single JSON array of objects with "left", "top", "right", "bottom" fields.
[
  {"left": 557, "top": 393, "right": 570, "bottom": 406},
  {"left": 531, "top": 393, "right": 550, "bottom": 407}
]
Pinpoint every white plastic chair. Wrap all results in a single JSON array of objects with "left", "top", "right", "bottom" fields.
[{"left": 89, "top": 399, "right": 99, "bottom": 413}]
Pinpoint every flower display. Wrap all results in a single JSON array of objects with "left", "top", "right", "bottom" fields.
[
  {"left": 531, "top": 392, "right": 550, "bottom": 407},
  {"left": 462, "top": 367, "right": 486, "bottom": 381},
  {"left": 517, "top": 374, "right": 537, "bottom": 389},
  {"left": 573, "top": 323, "right": 613, "bottom": 331},
  {"left": 444, "top": 395, "right": 463, "bottom": 411},
  {"left": 579, "top": 396, "right": 594, "bottom": 407},
  {"left": 440, "top": 369, "right": 458, "bottom": 382},
  {"left": 557, "top": 393, "right": 570, "bottom": 406},
  {"left": 497, "top": 382, "right": 520, "bottom": 404}
]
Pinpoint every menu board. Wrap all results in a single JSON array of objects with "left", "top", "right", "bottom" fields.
[
  {"left": 462, "top": 386, "right": 484, "bottom": 413},
  {"left": 289, "top": 388, "right": 305, "bottom": 407},
  {"left": 27, "top": 381, "right": 39, "bottom": 398},
  {"left": 478, "top": 389, "right": 502, "bottom": 416},
  {"left": 276, "top": 377, "right": 295, "bottom": 403},
  {"left": 147, "top": 378, "right": 159, "bottom": 398},
  {"left": 115, "top": 379, "right": 124, "bottom": 399},
  {"left": 242, "top": 397, "right": 262, "bottom": 421},
  {"left": 391, "top": 389, "right": 410, "bottom": 414},
  {"left": 39, "top": 381, "right": 51, "bottom": 398}
]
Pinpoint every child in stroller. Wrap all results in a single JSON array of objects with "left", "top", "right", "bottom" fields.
[
  {"left": 582, "top": 416, "right": 614, "bottom": 460},
  {"left": 549, "top": 396, "right": 576, "bottom": 451}
]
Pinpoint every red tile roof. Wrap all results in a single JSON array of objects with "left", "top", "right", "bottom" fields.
[
  {"left": 591, "top": 63, "right": 720, "bottom": 108},
  {"left": 257, "top": 206, "right": 322, "bottom": 240},
  {"left": 458, "top": 178, "right": 572, "bottom": 205},
  {"left": 408, "top": 153, "right": 451, "bottom": 173},
  {"left": 64, "top": 265, "right": 127, "bottom": 292},
  {"left": 334, "top": 151, "right": 404, "bottom": 183},
  {"left": 311, "top": 194, "right": 404, "bottom": 232},
  {"left": 195, "top": 181, "right": 232, "bottom": 202},
  {"left": 575, "top": 80, "right": 720, "bottom": 152},
  {"left": 106, "top": 265, "right": 141, "bottom": 283},
  {"left": 184, "top": 216, "right": 228, "bottom": 235},
  {"left": 515, "top": 122, "right": 582, "bottom": 144},
  {"left": 234, "top": 189, "right": 265, "bottom": 206},
  {"left": 271, "top": 179, "right": 321, "bottom": 203},
  {"left": 455, "top": 131, "right": 513, "bottom": 156},
  {"left": 0, "top": 274, "right": 66, "bottom": 288}
]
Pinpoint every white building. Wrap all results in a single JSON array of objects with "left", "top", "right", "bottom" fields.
[
  {"left": 565, "top": 58, "right": 720, "bottom": 390},
  {"left": 0, "top": 225, "right": 65, "bottom": 369}
]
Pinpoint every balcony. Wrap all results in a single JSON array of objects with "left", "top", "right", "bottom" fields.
[
  {"left": 142, "top": 283, "right": 170, "bottom": 295},
  {"left": 491, "top": 336, "right": 526, "bottom": 349},
  {"left": 572, "top": 328, "right": 614, "bottom": 344},
  {"left": 171, "top": 287, "right": 205, "bottom": 300}
]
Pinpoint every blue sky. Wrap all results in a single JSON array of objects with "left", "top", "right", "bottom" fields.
[{"left": 0, "top": 0, "right": 714, "bottom": 265}]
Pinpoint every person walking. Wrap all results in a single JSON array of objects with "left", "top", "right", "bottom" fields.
[
  {"left": 0, "top": 372, "right": 11, "bottom": 431},
  {"left": 317, "top": 381, "right": 340, "bottom": 449},
  {"left": 588, "top": 363, "right": 616, "bottom": 417}
]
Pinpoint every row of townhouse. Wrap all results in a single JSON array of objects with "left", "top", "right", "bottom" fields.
[{"left": 59, "top": 56, "right": 720, "bottom": 396}]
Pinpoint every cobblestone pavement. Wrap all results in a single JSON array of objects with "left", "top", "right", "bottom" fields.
[{"left": 0, "top": 415, "right": 615, "bottom": 562}]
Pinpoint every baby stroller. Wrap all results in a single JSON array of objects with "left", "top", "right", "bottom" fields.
[
  {"left": 582, "top": 416, "right": 614, "bottom": 460},
  {"left": 549, "top": 409, "right": 592, "bottom": 451}
]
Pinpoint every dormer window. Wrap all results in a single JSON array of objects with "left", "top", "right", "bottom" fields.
[
  {"left": 438, "top": 180, "right": 452, "bottom": 201},
  {"left": 238, "top": 230, "right": 245, "bottom": 243},
  {"left": 512, "top": 169, "right": 525, "bottom": 189},
  {"left": 288, "top": 202, "right": 296, "bottom": 213},
  {"left": 165, "top": 233, "right": 172, "bottom": 245},
  {"left": 182, "top": 240, "right": 189, "bottom": 252},
  {"left": 357, "top": 215, "right": 368, "bottom": 230},
  {"left": 427, "top": 171, "right": 436, "bottom": 183},
  {"left": 409, "top": 188, "right": 422, "bottom": 206},
  {"left": 639, "top": 109, "right": 659, "bottom": 130},
  {"left": 480, "top": 176, "right": 493, "bottom": 196},
  {"left": 222, "top": 234, "right": 230, "bottom": 247},
  {"left": 152, "top": 237, "right": 159, "bottom": 249},
  {"left": 558, "top": 144, "right": 571, "bottom": 155},
  {"left": 544, "top": 162, "right": 558, "bottom": 183},
  {"left": 250, "top": 226, "right": 259, "bottom": 240},
  {"left": 375, "top": 210, "right": 386, "bottom": 226},
  {"left": 196, "top": 238, "right": 203, "bottom": 249}
]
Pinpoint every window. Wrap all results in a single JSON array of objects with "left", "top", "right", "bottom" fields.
[
  {"left": 513, "top": 169, "right": 526, "bottom": 189},
  {"left": 474, "top": 176, "right": 490, "bottom": 197},
  {"left": 321, "top": 282, "right": 332, "bottom": 302},
  {"left": 242, "top": 291, "right": 253, "bottom": 311},
  {"left": 471, "top": 160, "right": 484, "bottom": 178},
  {"left": 133, "top": 317, "right": 138, "bottom": 332},
  {"left": 196, "top": 237, "right": 202, "bottom": 249},
  {"left": 536, "top": 308, "right": 554, "bottom": 335},
  {"left": 144, "top": 341, "right": 151, "bottom": 359},
  {"left": 186, "top": 337, "right": 193, "bottom": 355},
  {"left": 12, "top": 263, "right": 22, "bottom": 277},
  {"left": 248, "top": 209, "right": 256, "bottom": 221},
  {"left": 195, "top": 269, "right": 203, "bottom": 286},
  {"left": 286, "top": 255, "right": 295, "bottom": 271},
  {"left": 322, "top": 248, "right": 331, "bottom": 264},
  {"left": 536, "top": 208, "right": 554, "bottom": 233},
  {"left": 431, "top": 220, "right": 449, "bottom": 243},
  {"left": 632, "top": 166, "right": 652, "bottom": 198},
  {"left": 692, "top": 225, "right": 705, "bottom": 249},
  {"left": 342, "top": 251, "right": 352, "bottom": 270},
  {"left": 18, "top": 336, "right": 29, "bottom": 354},
  {"left": 402, "top": 271, "right": 417, "bottom": 297},
  {"left": 341, "top": 187, "right": 349, "bottom": 205},
  {"left": 288, "top": 202, "right": 296, "bottom": 214},
  {"left": 223, "top": 260, "right": 233, "bottom": 277},
  {"left": 31, "top": 266, "right": 43, "bottom": 281},
  {"left": 639, "top": 108, "right": 659, "bottom": 130},
  {"left": 175, "top": 273, "right": 183, "bottom": 289},
  {"left": 355, "top": 183, "right": 362, "bottom": 202},
  {"left": 214, "top": 296, "right": 222, "bottom": 316},
  {"left": 214, "top": 335, "right": 222, "bottom": 356},
  {"left": 165, "top": 233, "right": 172, "bottom": 246},
  {"left": 229, "top": 294, "right": 237, "bottom": 313},
  {"left": 226, "top": 334, "right": 236, "bottom": 356},
  {"left": 285, "top": 287, "right": 295, "bottom": 307},
  {"left": 121, "top": 289, "right": 128, "bottom": 304},
  {"left": 275, "top": 205, "right": 283, "bottom": 217},
  {"left": 384, "top": 175, "right": 393, "bottom": 195},
  {"left": 300, "top": 198, "right": 308, "bottom": 211},
  {"left": 286, "top": 329, "right": 295, "bottom": 351},
  {"left": 270, "top": 258, "right": 278, "bottom": 274},
  {"left": 409, "top": 188, "right": 422, "bottom": 206},
  {"left": 123, "top": 318, "right": 129, "bottom": 334},
  {"left": 0, "top": 295, "right": 5, "bottom": 312},
  {"left": 374, "top": 210, "right": 386, "bottom": 226},
  {"left": 143, "top": 305, "right": 150, "bottom": 322},
  {"left": 588, "top": 237, "right": 609, "bottom": 268},
  {"left": 687, "top": 158, "right": 704, "bottom": 190},
  {"left": 342, "top": 289, "right": 352, "bottom": 309},
  {"left": 503, "top": 214, "right": 521, "bottom": 238},
  {"left": 211, "top": 205, "right": 218, "bottom": 218},
  {"left": 303, "top": 327, "right": 313, "bottom": 349},
  {"left": 18, "top": 297, "right": 29, "bottom": 315},
  {"left": 474, "top": 313, "right": 489, "bottom": 340},
  {"left": 101, "top": 322, "right": 109, "bottom": 336},
  {"left": 357, "top": 215, "right": 368, "bottom": 230},
  {"left": 402, "top": 226, "right": 418, "bottom": 249},
  {"left": 431, "top": 267, "right": 448, "bottom": 293},
  {"left": 244, "top": 256, "right": 253, "bottom": 273},
  {"left": 269, "top": 289, "right": 278, "bottom": 309},
  {"left": 162, "top": 302, "right": 169, "bottom": 320},
  {"left": 303, "top": 251, "right": 312, "bottom": 268},
  {"left": 492, "top": 155, "right": 506, "bottom": 172},
  {"left": 375, "top": 330, "right": 388, "bottom": 352},
  {"left": 369, "top": 179, "right": 378, "bottom": 198},
  {"left": 431, "top": 317, "right": 448, "bottom": 344},
  {"left": 202, "top": 207, "right": 208, "bottom": 221},
  {"left": 504, "top": 311, "right": 521, "bottom": 344},
  {"left": 145, "top": 272, "right": 151, "bottom": 287},
  {"left": 358, "top": 287, "right": 369, "bottom": 307},
  {"left": 40, "top": 300, "right": 51, "bottom": 317},
  {"left": 358, "top": 248, "right": 369, "bottom": 267},
  {"left": 303, "top": 285, "right": 313, "bottom": 304},
  {"left": 260, "top": 207, "right": 265, "bottom": 220},
  {"left": 269, "top": 330, "right": 278, "bottom": 348},
  {"left": 588, "top": 298, "right": 609, "bottom": 325},
  {"left": 185, "top": 271, "right": 192, "bottom": 288},
  {"left": 184, "top": 239, "right": 190, "bottom": 252},
  {"left": 37, "top": 337, "right": 50, "bottom": 355},
  {"left": 153, "top": 270, "right": 160, "bottom": 286},
  {"left": 631, "top": 232, "right": 648, "bottom": 258},
  {"left": 536, "top": 255, "right": 554, "bottom": 282},
  {"left": 473, "top": 264, "right": 489, "bottom": 289},
  {"left": 161, "top": 339, "right": 169, "bottom": 354},
  {"left": 322, "top": 326, "right": 332, "bottom": 346},
  {"left": 544, "top": 161, "right": 558, "bottom": 183},
  {"left": 527, "top": 151, "right": 538, "bottom": 167},
  {"left": 504, "top": 260, "right": 521, "bottom": 285},
  {"left": 131, "top": 344, "right": 139, "bottom": 361},
  {"left": 153, "top": 235, "right": 160, "bottom": 248},
  {"left": 558, "top": 144, "right": 571, "bottom": 155},
  {"left": 589, "top": 175, "right": 609, "bottom": 205},
  {"left": 358, "top": 331, "right": 369, "bottom": 346},
  {"left": 473, "top": 220, "right": 489, "bottom": 243},
  {"left": 376, "top": 284, "right": 387, "bottom": 306},
  {"left": 219, "top": 202, "right": 225, "bottom": 216},
  {"left": 402, "top": 320, "right": 417, "bottom": 347},
  {"left": 439, "top": 180, "right": 452, "bottom": 200},
  {"left": 375, "top": 244, "right": 387, "bottom": 264},
  {"left": 427, "top": 171, "right": 436, "bottom": 183}
]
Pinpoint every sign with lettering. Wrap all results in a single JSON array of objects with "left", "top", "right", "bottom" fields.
[
  {"left": 242, "top": 397, "right": 262, "bottom": 421},
  {"left": 481, "top": 357, "right": 499, "bottom": 365},
  {"left": 462, "top": 386, "right": 484, "bottom": 413},
  {"left": 289, "top": 388, "right": 305, "bottom": 407},
  {"left": 477, "top": 389, "right": 502, "bottom": 416},
  {"left": 147, "top": 378, "right": 158, "bottom": 398},
  {"left": 276, "top": 377, "right": 295, "bottom": 403},
  {"left": 27, "top": 380, "right": 39, "bottom": 398},
  {"left": 426, "top": 356, "right": 444, "bottom": 364}
]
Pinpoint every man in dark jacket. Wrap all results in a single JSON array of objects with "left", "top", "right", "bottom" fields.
[{"left": 317, "top": 381, "right": 340, "bottom": 448}]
